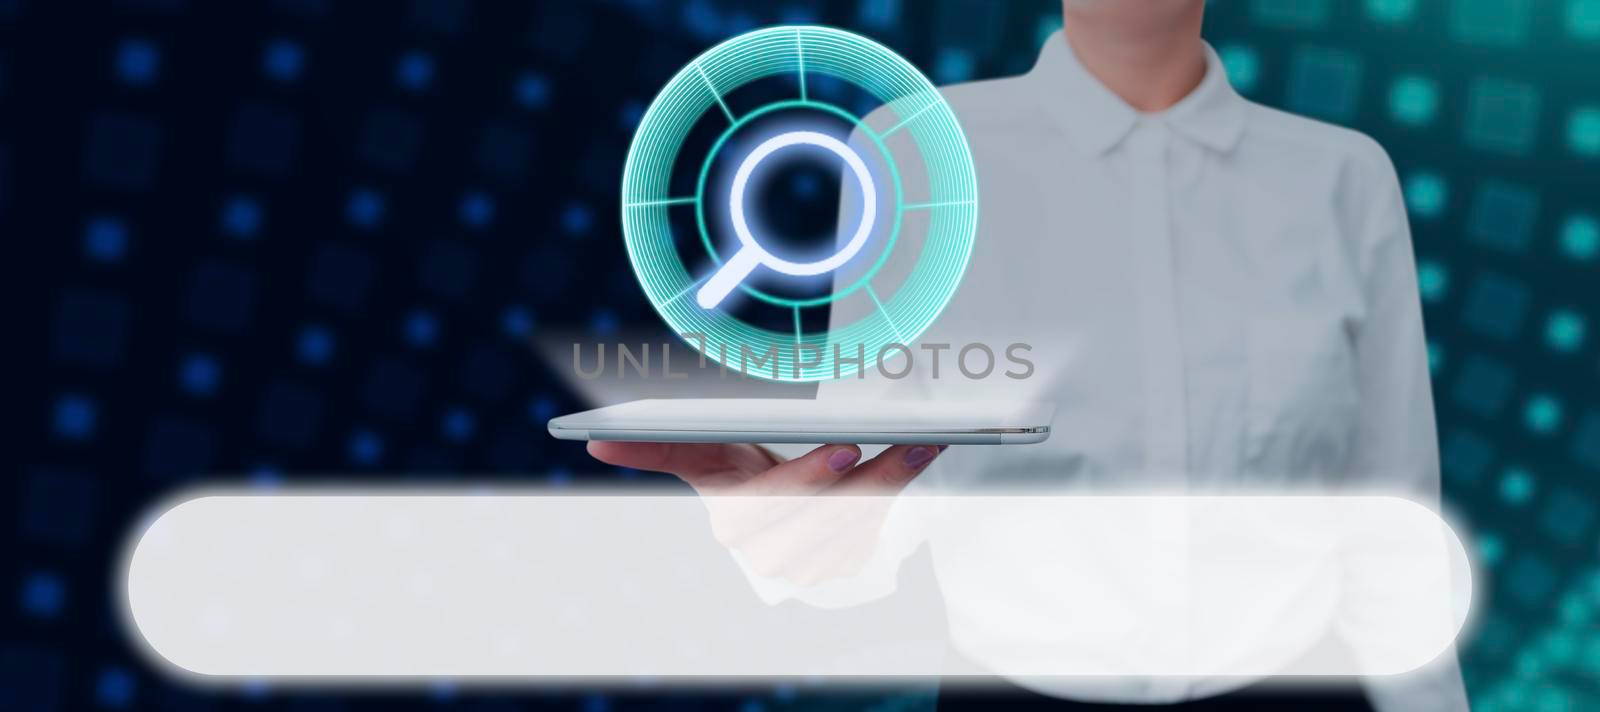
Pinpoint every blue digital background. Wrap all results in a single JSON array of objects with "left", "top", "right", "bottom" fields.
[{"left": 7, "top": 1, "right": 1598, "bottom": 710}]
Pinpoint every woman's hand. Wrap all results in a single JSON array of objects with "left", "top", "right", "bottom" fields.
[
  {"left": 585, "top": 441, "right": 944, "bottom": 496},
  {"left": 586, "top": 441, "right": 944, "bottom": 585}
]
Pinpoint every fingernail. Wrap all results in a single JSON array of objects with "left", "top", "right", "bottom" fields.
[
  {"left": 827, "top": 448, "right": 861, "bottom": 473},
  {"left": 903, "top": 446, "right": 937, "bottom": 469}
]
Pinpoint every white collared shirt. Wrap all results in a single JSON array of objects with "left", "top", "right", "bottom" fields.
[{"left": 764, "top": 31, "right": 1467, "bottom": 711}]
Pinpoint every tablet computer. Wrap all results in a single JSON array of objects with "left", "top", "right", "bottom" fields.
[{"left": 548, "top": 398, "right": 1054, "bottom": 445}]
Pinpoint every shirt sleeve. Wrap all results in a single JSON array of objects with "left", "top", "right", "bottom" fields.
[{"left": 1341, "top": 143, "right": 1470, "bottom": 712}]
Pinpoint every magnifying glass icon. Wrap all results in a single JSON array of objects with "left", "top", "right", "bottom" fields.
[{"left": 695, "top": 130, "right": 879, "bottom": 310}]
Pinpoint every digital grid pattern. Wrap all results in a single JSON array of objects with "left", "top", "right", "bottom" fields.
[{"left": 7, "top": 1, "right": 1598, "bottom": 711}]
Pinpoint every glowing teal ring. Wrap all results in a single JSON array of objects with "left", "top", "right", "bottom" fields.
[{"left": 621, "top": 25, "right": 978, "bottom": 382}]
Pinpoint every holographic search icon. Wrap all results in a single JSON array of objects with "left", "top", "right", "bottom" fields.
[
  {"left": 695, "top": 130, "right": 878, "bottom": 310},
  {"left": 620, "top": 25, "right": 978, "bottom": 382}
]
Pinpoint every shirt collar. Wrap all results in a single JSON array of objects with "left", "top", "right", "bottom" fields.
[{"left": 1028, "top": 30, "right": 1247, "bottom": 156}]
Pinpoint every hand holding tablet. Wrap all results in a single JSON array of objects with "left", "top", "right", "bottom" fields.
[{"left": 548, "top": 398, "right": 1054, "bottom": 445}]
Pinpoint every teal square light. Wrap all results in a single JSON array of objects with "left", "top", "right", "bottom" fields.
[
  {"left": 1366, "top": 0, "right": 1417, "bottom": 23},
  {"left": 1505, "top": 554, "right": 1557, "bottom": 606},
  {"left": 1460, "top": 272, "right": 1531, "bottom": 341},
  {"left": 1523, "top": 393, "right": 1564, "bottom": 434},
  {"left": 1567, "top": 106, "right": 1600, "bottom": 156},
  {"left": 1558, "top": 588, "right": 1593, "bottom": 625},
  {"left": 1389, "top": 74, "right": 1438, "bottom": 126},
  {"left": 1569, "top": 0, "right": 1600, "bottom": 40},
  {"left": 1404, "top": 171, "right": 1448, "bottom": 218},
  {"left": 1476, "top": 532, "right": 1504, "bottom": 566},
  {"left": 1559, "top": 214, "right": 1598, "bottom": 261},
  {"left": 1417, "top": 258, "right": 1450, "bottom": 302},
  {"left": 1450, "top": 0, "right": 1533, "bottom": 46},
  {"left": 1538, "top": 489, "right": 1596, "bottom": 545},
  {"left": 1453, "top": 353, "right": 1516, "bottom": 417},
  {"left": 1498, "top": 466, "right": 1535, "bottom": 505},
  {"left": 1216, "top": 43, "right": 1260, "bottom": 94},
  {"left": 1544, "top": 309, "right": 1587, "bottom": 352},
  {"left": 1467, "top": 180, "right": 1540, "bottom": 253},
  {"left": 1427, "top": 339, "right": 1445, "bottom": 374},
  {"left": 1251, "top": 0, "right": 1332, "bottom": 28},
  {"left": 1464, "top": 77, "right": 1541, "bottom": 155},
  {"left": 1285, "top": 46, "right": 1363, "bottom": 123}
]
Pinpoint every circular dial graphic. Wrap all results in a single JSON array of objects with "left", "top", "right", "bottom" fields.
[{"left": 621, "top": 25, "right": 977, "bottom": 382}]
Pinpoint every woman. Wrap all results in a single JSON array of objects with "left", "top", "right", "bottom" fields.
[{"left": 590, "top": 2, "right": 1468, "bottom": 709}]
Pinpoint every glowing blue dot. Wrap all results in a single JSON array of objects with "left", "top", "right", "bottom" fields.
[
  {"left": 297, "top": 324, "right": 334, "bottom": 366},
  {"left": 681, "top": 0, "right": 722, "bottom": 39},
  {"left": 933, "top": 48, "right": 974, "bottom": 84},
  {"left": 429, "top": 680, "right": 457, "bottom": 701},
  {"left": 514, "top": 73, "right": 550, "bottom": 109},
  {"left": 459, "top": 191, "right": 495, "bottom": 228},
  {"left": 1568, "top": 106, "right": 1600, "bottom": 155},
  {"left": 396, "top": 51, "right": 435, "bottom": 91},
  {"left": 262, "top": 39, "right": 305, "bottom": 83},
  {"left": 241, "top": 678, "right": 271, "bottom": 699},
  {"left": 590, "top": 309, "right": 618, "bottom": 336},
  {"left": 502, "top": 305, "right": 535, "bottom": 338},
  {"left": 1404, "top": 171, "right": 1447, "bottom": 218},
  {"left": 619, "top": 99, "right": 645, "bottom": 130},
  {"left": 1560, "top": 214, "right": 1597, "bottom": 260},
  {"left": 529, "top": 396, "right": 557, "bottom": 423},
  {"left": 20, "top": 571, "right": 64, "bottom": 618},
  {"left": 1546, "top": 309, "right": 1587, "bottom": 352},
  {"left": 548, "top": 468, "right": 573, "bottom": 487},
  {"left": 1217, "top": 44, "right": 1259, "bottom": 93},
  {"left": 1524, "top": 394, "right": 1564, "bottom": 434},
  {"left": 346, "top": 188, "right": 385, "bottom": 229},
  {"left": 249, "top": 464, "right": 282, "bottom": 490},
  {"left": 115, "top": 38, "right": 160, "bottom": 86},
  {"left": 84, "top": 216, "right": 128, "bottom": 262},
  {"left": 562, "top": 202, "right": 593, "bottom": 236},
  {"left": 1427, "top": 340, "right": 1445, "bottom": 374},
  {"left": 1416, "top": 259, "right": 1449, "bottom": 302},
  {"left": 441, "top": 407, "right": 475, "bottom": 442},
  {"left": 1389, "top": 74, "right": 1438, "bottom": 126},
  {"left": 221, "top": 195, "right": 262, "bottom": 239},
  {"left": 95, "top": 666, "right": 136, "bottom": 708},
  {"left": 179, "top": 353, "right": 221, "bottom": 397},
  {"left": 724, "top": 12, "right": 758, "bottom": 35},
  {"left": 1500, "top": 466, "right": 1535, "bottom": 505},
  {"left": 773, "top": 683, "right": 797, "bottom": 702},
  {"left": 404, "top": 310, "right": 439, "bottom": 348},
  {"left": 348, "top": 428, "right": 384, "bottom": 466},
  {"left": 53, "top": 393, "right": 97, "bottom": 441}
]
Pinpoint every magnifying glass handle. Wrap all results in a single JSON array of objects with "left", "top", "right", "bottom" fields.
[{"left": 696, "top": 248, "right": 763, "bottom": 310}]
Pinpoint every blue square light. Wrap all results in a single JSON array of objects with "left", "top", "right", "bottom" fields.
[
  {"left": 179, "top": 353, "right": 221, "bottom": 397},
  {"left": 53, "top": 394, "right": 97, "bottom": 441},
  {"left": 115, "top": 38, "right": 160, "bottom": 86},
  {"left": 396, "top": 51, "right": 435, "bottom": 92},
  {"left": 1389, "top": 74, "right": 1438, "bottom": 127},
  {"left": 221, "top": 195, "right": 263, "bottom": 239},
  {"left": 262, "top": 39, "right": 305, "bottom": 83},
  {"left": 84, "top": 216, "right": 128, "bottom": 263},
  {"left": 20, "top": 571, "right": 64, "bottom": 619},
  {"left": 296, "top": 324, "right": 335, "bottom": 366}
]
